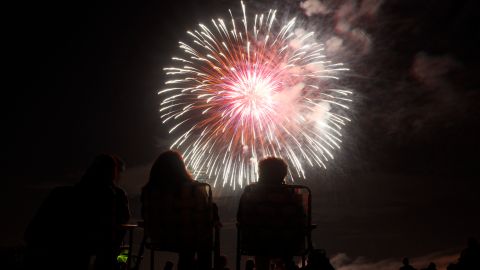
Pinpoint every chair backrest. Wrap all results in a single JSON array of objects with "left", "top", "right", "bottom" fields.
[
  {"left": 237, "top": 184, "right": 311, "bottom": 256},
  {"left": 141, "top": 182, "right": 213, "bottom": 252}
]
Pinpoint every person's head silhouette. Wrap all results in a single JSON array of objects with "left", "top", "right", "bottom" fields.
[
  {"left": 245, "top": 259, "right": 255, "bottom": 270},
  {"left": 402, "top": 257, "right": 410, "bottom": 266},
  {"left": 467, "top": 237, "right": 478, "bottom": 248},
  {"left": 148, "top": 150, "right": 192, "bottom": 188},
  {"left": 163, "top": 261, "right": 174, "bottom": 270},
  {"left": 81, "top": 154, "right": 119, "bottom": 186},
  {"left": 258, "top": 157, "right": 288, "bottom": 185},
  {"left": 307, "top": 249, "right": 328, "bottom": 266}
]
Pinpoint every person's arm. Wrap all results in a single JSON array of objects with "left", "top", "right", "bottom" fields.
[
  {"left": 237, "top": 187, "right": 249, "bottom": 224},
  {"left": 212, "top": 202, "right": 222, "bottom": 228},
  {"left": 140, "top": 188, "right": 147, "bottom": 220},
  {"left": 116, "top": 187, "right": 131, "bottom": 224}
]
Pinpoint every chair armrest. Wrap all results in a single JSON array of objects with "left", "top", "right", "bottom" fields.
[{"left": 121, "top": 224, "right": 138, "bottom": 230}]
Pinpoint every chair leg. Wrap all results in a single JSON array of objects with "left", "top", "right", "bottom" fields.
[
  {"left": 236, "top": 229, "right": 241, "bottom": 270},
  {"left": 133, "top": 236, "right": 146, "bottom": 270},
  {"left": 214, "top": 226, "right": 220, "bottom": 269},
  {"left": 126, "top": 229, "right": 134, "bottom": 269},
  {"left": 236, "top": 253, "right": 241, "bottom": 270},
  {"left": 150, "top": 249, "right": 154, "bottom": 270}
]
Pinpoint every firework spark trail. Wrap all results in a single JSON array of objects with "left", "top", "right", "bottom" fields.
[{"left": 160, "top": 2, "right": 352, "bottom": 189}]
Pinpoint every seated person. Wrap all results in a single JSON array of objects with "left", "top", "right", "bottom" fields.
[
  {"left": 25, "top": 154, "right": 130, "bottom": 270},
  {"left": 237, "top": 157, "right": 306, "bottom": 270},
  {"left": 141, "top": 150, "right": 219, "bottom": 270},
  {"left": 75, "top": 154, "right": 130, "bottom": 270}
]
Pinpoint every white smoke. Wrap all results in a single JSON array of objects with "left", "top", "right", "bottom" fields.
[
  {"left": 299, "top": 0, "right": 330, "bottom": 16},
  {"left": 359, "top": 0, "right": 384, "bottom": 17},
  {"left": 273, "top": 82, "right": 305, "bottom": 115},
  {"left": 300, "top": 0, "right": 384, "bottom": 57},
  {"left": 412, "top": 52, "right": 460, "bottom": 89},
  {"left": 331, "top": 250, "right": 459, "bottom": 270},
  {"left": 325, "top": 36, "right": 345, "bottom": 54}
]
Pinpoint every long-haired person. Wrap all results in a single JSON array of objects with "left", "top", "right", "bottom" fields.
[{"left": 141, "top": 150, "right": 220, "bottom": 270}]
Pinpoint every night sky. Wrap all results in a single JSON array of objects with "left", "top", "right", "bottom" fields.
[{"left": 3, "top": 0, "right": 480, "bottom": 269}]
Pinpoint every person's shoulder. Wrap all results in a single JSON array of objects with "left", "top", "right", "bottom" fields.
[
  {"left": 189, "top": 180, "right": 201, "bottom": 185},
  {"left": 244, "top": 182, "right": 259, "bottom": 191},
  {"left": 189, "top": 179, "right": 207, "bottom": 186},
  {"left": 113, "top": 186, "right": 129, "bottom": 201},
  {"left": 114, "top": 186, "right": 127, "bottom": 195},
  {"left": 252, "top": 183, "right": 289, "bottom": 193},
  {"left": 239, "top": 183, "right": 258, "bottom": 196},
  {"left": 51, "top": 185, "right": 74, "bottom": 193},
  {"left": 187, "top": 180, "right": 213, "bottom": 191},
  {"left": 49, "top": 185, "right": 76, "bottom": 198},
  {"left": 241, "top": 183, "right": 268, "bottom": 201},
  {"left": 141, "top": 184, "right": 155, "bottom": 194},
  {"left": 188, "top": 181, "right": 211, "bottom": 196},
  {"left": 246, "top": 183, "right": 258, "bottom": 188}
]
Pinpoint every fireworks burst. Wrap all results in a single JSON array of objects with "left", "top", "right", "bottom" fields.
[{"left": 160, "top": 2, "right": 352, "bottom": 188}]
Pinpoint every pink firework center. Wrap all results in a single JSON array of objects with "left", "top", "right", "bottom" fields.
[{"left": 161, "top": 2, "right": 351, "bottom": 189}]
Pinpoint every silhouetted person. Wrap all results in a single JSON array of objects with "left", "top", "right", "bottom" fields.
[
  {"left": 447, "top": 263, "right": 458, "bottom": 270},
  {"left": 457, "top": 237, "right": 480, "bottom": 270},
  {"left": 400, "top": 257, "right": 417, "bottom": 270},
  {"left": 75, "top": 154, "right": 130, "bottom": 270},
  {"left": 302, "top": 249, "right": 335, "bottom": 270},
  {"left": 24, "top": 185, "right": 83, "bottom": 270},
  {"left": 237, "top": 157, "right": 306, "bottom": 270},
  {"left": 24, "top": 154, "right": 130, "bottom": 270},
  {"left": 246, "top": 259, "right": 255, "bottom": 270},
  {"left": 421, "top": 262, "right": 437, "bottom": 270},
  {"left": 285, "top": 258, "right": 300, "bottom": 270},
  {"left": 141, "top": 150, "right": 219, "bottom": 270},
  {"left": 215, "top": 255, "right": 230, "bottom": 270},
  {"left": 164, "top": 261, "right": 174, "bottom": 270}
]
